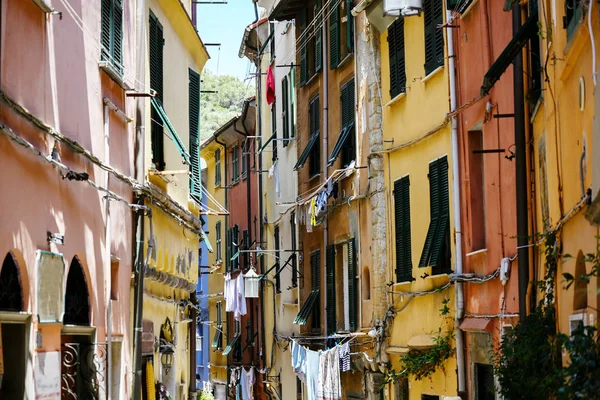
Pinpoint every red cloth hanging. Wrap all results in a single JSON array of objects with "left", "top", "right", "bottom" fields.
[{"left": 266, "top": 64, "right": 275, "bottom": 105}]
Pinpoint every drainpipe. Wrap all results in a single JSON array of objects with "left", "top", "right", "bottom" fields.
[
  {"left": 103, "top": 101, "right": 113, "bottom": 400},
  {"left": 446, "top": 10, "right": 466, "bottom": 394},
  {"left": 513, "top": 2, "right": 529, "bottom": 321},
  {"left": 321, "top": 7, "right": 329, "bottom": 334},
  {"left": 131, "top": 196, "right": 147, "bottom": 400}
]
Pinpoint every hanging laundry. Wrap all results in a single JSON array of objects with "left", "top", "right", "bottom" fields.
[
  {"left": 266, "top": 65, "right": 275, "bottom": 105},
  {"left": 240, "top": 367, "right": 255, "bottom": 400},
  {"left": 331, "top": 182, "right": 339, "bottom": 199},
  {"left": 291, "top": 340, "right": 307, "bottom": 382},
  {"left": 310, "top": 198, "right": 317, "bottom": 227},
  {"left": 224, "top": 273, "right": 236, "bottom": 313},
  {"left": 305, "top": 350, "right": 320, "bottom": 400},
  {"left": 338, "top": 342, "right": 350, "bottom": 372},
  {"left": 274, "top": 161, "right": 281, "bottom": 198},
  {"left": 268, "top": 163, "right": 275, "bottom": 178},
  {"left": 317, "top": 347, "right": 341, "bottom": 400},
  {"left": 326, "top": 179, "right": 333, "bottom": 197},
  {"left": 234, "top": 273, "right": 247, "bottom": 321},
  {"left": 315, "top": 191, "right": 328, "bottom": 216}
]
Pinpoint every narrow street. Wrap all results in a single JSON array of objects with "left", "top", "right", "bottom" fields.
[{"left": 0, "top": 0, "right": 599, "bottom": 399}]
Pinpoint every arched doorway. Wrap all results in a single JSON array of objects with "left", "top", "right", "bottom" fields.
[
  {"left": 64, "top": 257, "right": 90, "bottom": 326},
  {"left": 0, "top": 252, "right": 23, "bottom": 312}
]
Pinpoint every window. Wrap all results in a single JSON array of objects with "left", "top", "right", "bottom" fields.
[
  {"left": 291, "top": 212, "right": 298, "bottom": 288},
  {"left": 309, "top": 96, "right": 321, "bottom": 177},
  {"left": 216, "top": 221, "right": 222, "bottom": 264},
  {"left": 421, "top": 395, "right": 439, "bottom": 400},
  {"left": 529, "top": 2, "right": 542, "bottom": 105},
  {"left": 282, "top": 76, "right": 290, "bottom": 147},
  {"left": 242, "top": 229, "right": 249, "bottom": 267},
  {"left": 340, "top": 80, "right": 355, "bottom": 167},
  {"left": 149, "top": 12, "right": 165, "bottom": 171},
  {"left": 475, "top": 364, "right": 495, "bottom": 400},
  {"left": 468, "top": 130, "right": 486, "bottom": 251},
  {"left": 270, "top": 22, "right": 276, "bottom": 61},
  {"left": 232, "top": 145, "right": 239, "bottom": 183},
  {"left": 423, "top": 0, "right": 444, "bottom": 75},
  {"left": 330, "top": 0, "right": 354, "bottom": 69},
  {"left": 419, "top": 156, "right": 452, "bottom": 275},
  {"left": 394, "top": 378, "right": 409, "bottom": 400},
  {"left": 272, "top": 101, "right": 278, "bottom": 162},
  {"left": 274, "top": 226, "right": 281, "bottom": 293},
  {"left": 215, "top": 149, "right": 222, "bottom": 186},
  {"left": 394, "top": 176, "right": 412, "bottom": 282},
  {"left": 110, "top": 259, "right": 119, "bottom": 301},
  {"left": 233, "top": 320, "right": 242, "bottom": 361},
  {"left": 326, "top": 239, "right": 358, "bottom": 334},
  {"left": 388, "top": 17, "right": 406, "bottom": 98},
  {"left": 299, "top": 0, "right": 323, "bottom": 86},
  {"left": 232, "top": 225, "right": 239, "bottom": 270},
  {"left": 101, "top": 0, "right": 123, "bottom": 74},
  {"left": 212, "top": 301, "right": 223, "bottom": 350},
  {"left": 189, "top": 69, "right": 201, "bottom": 202},
  {"left": 311, "top": 250, "right": 321, "bottom": 330},
  {"left": 241, "top": 142, "right": 248, "bottom": 180},
  {"left": 296, "top": 376, "right": 303, "bottom": 400},
  {"left": 246, "top": 319, "right": 255, "bottom": 347},
  {"left": 290, "top": 70, "right": 296, "bottom": 138},
  {"left": 565, "top": 0, "right": 582, "bottom": 41},
  {"left": 362, "top": 267, "right": 370, "bottom": 300}
]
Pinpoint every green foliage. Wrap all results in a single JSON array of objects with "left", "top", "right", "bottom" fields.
[
  {"left": 197, "top": 388, "right": 215, "bottom": 400},
  {"left": 385, "top": 298, "right": 454, "bottom": 384},
  {"left": 200, "top": 70, "right": 255, "bottom": 139},
  {"left": 557, "top": 325, "right": 600, "bottom": 398}
]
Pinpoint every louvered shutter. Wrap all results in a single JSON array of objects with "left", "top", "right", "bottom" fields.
[
  {"left": 397, "top": 18, "right": 406, "bottom": 95},
  {"left": 326, "top": 245, "right": 336, "bottom": 334},
  {"left": 424, "top": 0, "right": 444, "bottom": 75},
  {"left": 433, "top": 0, "right": 444, "bottom": 71},
  {"left": 311, "top": 251, "right": 321, "bottom": 329},
  {"left": 315, "top": 0, "right": 323, "bottom": 72},
  {"left": 346, "top": 0, "right": 354, "bottom": 52},
  {"left": 101, "top": 0, "right": 111, "bottom": 62},
  {"left": 215, "top": 149, "right": 221, "bottom": 186},
  {"left": 113, "top": 0, "right": 123, "bottom": 72},
  {"left": 394, "top": 177, "right": 412, "bottom": 282},
  {"left": 189, "top": 69, "right": 201, "bottom": 201},
  {"left": 149, "top": 13, "right": 165, "bottom": 170},
  {"left": 388, "top": 22, "right": 398, "bottom": 98},
  {"left": 299, "top": 10, "right": 308, "bottom": 85},
  {"left": 282, "top": 77, "right": 289, "bottom": 146},
  {"left": 347, "top": 239, "right": 357, "bottom": 332},
  {"left": 329, "top": 4, "right": 340, "bottom": 69},
  {"left": 226, "top": 228, "right": 232, "bottom": 272},
  {"left": 419, "top": 159, "right": 440, "bottom": 267},
  {"left": 429, "top": 157, "right": 449, "bottom": 267}
]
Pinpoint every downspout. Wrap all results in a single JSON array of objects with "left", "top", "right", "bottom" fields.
[
  {"left": 103, "top": 101, "right": 113, "bottom": 400},
  {"left": 189, "top": 294, "right": 197, "bottom": 395},
  {"left": 132, "top": 196, "right": 147, "bottom": 400},
  {"left": 513, "top": 2, "right": 530, "bottom": 321},
  {"left": 321, "top": 6, "right": 329, "bottom": 334},
  {"left": 446, "top": 10, "right": 466, "bottom": 394}
]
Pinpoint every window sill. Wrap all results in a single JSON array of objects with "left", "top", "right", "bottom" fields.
[
  {"left": 32, "top": 0, "right": 54, "bottom": 12},
  {"left": 282, "top": 301, "right": 298, "bottom": 308},
  {"left": 307, "top": 173, "right": 321, "bottom": 183},
  {"left": 385, "top": 92, "right": 407, "bottom": 108},
  {"left": 99, "top": 61, "right": 132, "bottom": 91},
  {"left": 335, "top": 53, "right": 354, "bottom": 70},
  {"left": 304, "top": 72, "right": 321, "bottom": 88},
  {"left": 422, "top": 66, "right": 444, "bottom": 84},
  {"left": 458, "top": 0, "right": 478, "bottom": 18}
]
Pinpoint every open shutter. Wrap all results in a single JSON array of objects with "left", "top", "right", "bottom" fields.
[
  {"left": 347, "top": 239, "right": 357, "bottom": 332},
  {"left": 149, "top": 13, "right": 165, "bottom": 170},
  {"left": 101, "top": 0, "right": 112, "bottom": 61},
  {"left": 346, "top": 0, "right": 354, "bottom": 52},
  {"left": 315, "top": 0, "right": 323, "bottom": 72},
  {"left": 326, "top": 245, "right": 336, "bottom": 334},
  {"left": 419, "top": 159, "right": 440, "bottom": 267},
  {"left": 299, "top": 10, "right": 308, "bottom": 85},
  {"left": 329, "top": 4, "right": 340, "bottom": 69},
  {"left": 189, "top": 69, "right": 201, "bottom": 202},
  {"left": 113, "top": 0, "right": 123, "bottom": 71},
  {"left": 282, "top": 77, "right": 289, "bottom": 146},
  {"left": 433, "top": 0, "right": 444, "bottom": 70},
  {"left": 423, "top": 0, "right": 435, "bottom": 75},
  {"left": 311, "top": 251, "right": 321, "bottom": 329},
  {"left": 429, "top": 157, "right": 449, "bottom": 268},
  {"left": 388, "top": 22, "right": 398, "bottom": 98},
  {"left": 394, "top": 177, "right": 412, "bottom": 282}
]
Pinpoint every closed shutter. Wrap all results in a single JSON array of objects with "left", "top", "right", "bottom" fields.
[
  {"left": 329, "top": 3, "right": 340, "bottom": 69},
  {"left": 282, "top": 77, "right": 289, "bottom": 146},
  {"left": 101, "top": 0, "right": 112, "bottom": 61},
  {"left": 215, "top": 149, "right": 221, "bottom": 186},
  {"left": 346, "top": 0, "right": 354, "bottom": 52},
  {"left": 340, "top": 80, "right": 355, "bottom": 166},
  {"left": 315, "top": 0, "right": 323, "bottom": 72},
  {"left": 243, "top": 229, "right": 249, "bottom": 267},
  {"left": 226, "top": 228, "right": 233, "bottom": 272},
  {"left": 189, "top": 69, "right": 201, "bottom": 201},
  {"left": 311, "top": 251, "right": 321, "bottom": 329},
  {"left": 299, "top": 10, "right": 309, "bottom": 86},
  {"left": 101, "top": 0, "right": 123, "bottom": 72},
  {"left": 233, "top": 225, "right": 239, "bottom": 270},
  {"left": 149, "top": 13, "right": 165, "bottom": 170},
  {"left": 347, "top": 239, "right": 357, "bottom": 331},
  {"left": 429, "top": 157, "right": 449, "bottom": 267},
  {"left": 394, "top": 177, "right": 412, "bottom": 282},
  {"left": 388, "top": 18, "right": 406, "bottom": 98},
  {"left": 291, "top": 212, "right": 298, "bottom": 288},
  {"left": 326, "top": 245, "right": 336, "bottom": 334},
  {"left": 274, "top": 226, "right": 281, "bottom": 293},
  {"left": 290, "top": 70, "right": 296, "bottom": 138},
  {"left": 424, "top": 0, "right": 444, "bottom": 75}
]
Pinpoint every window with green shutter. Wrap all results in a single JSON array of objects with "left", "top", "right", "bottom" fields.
[
  {"left": 329, "top": 3, "right": 340, "bottom": 69},
  {"left": 340, "top": 80, "right": 355, "bottom": 167},
  {"left": 388, "top": 17, "right": 406, "bottom": 99},
  {"left": 291, "top": 212, "right": 298, "bottom": 288},
  {"left": 242, "top": 229, "right": 249, "bottom": 267},
  {"left": 299, "top": 9, "right": 309, "bottom": 86},
  {"left": 311, "top": 250, "right": 321, "bottom": 330},
  {"left": 326, "top": 245, "right": 336, "bottom": 334},
  {"left": 215, "top": 149, "right": 221, "bottom": 186},
  {"left": 149, "top": 12, "right": 165, "bottom": 171},
  {"left": 282, "top": 76, "right": 290, "bottom": 147},
  {"left": 347, "top": 238, "right": 357, "bottom": 332},
  {"left": 315, "top": 0, "right": 323, "bottom": 73},
  {"left": 212, "top": 301, "right": 223, "bottom": 349},
  {"left": 226, "top": 228, "right": 232, "bottom": 272},
  {"left": 241, "top": 142, "right": 248, "bottom": 180},
  {"left": 101, "top": 0, "right": 123, "bottom": 74},
  {"left": 290, "top": 70, "right": 296, "bottom": 138},
  {"left": 189, "top": 69, "right": 201, "bottom": 203},
  {"left": 271, "top": 101, "right": 278, "bottom": 162},
  {"left": 216, "top": 221, "right": 222, "bottom": 263},
  {"left": 419, "top": 156, "right": 452, "bottom": 275},
  {"left": 565, "top": 0, "right": 582, "bottom": 41},
  {"left": 330, "top": 0, "right": 354, "bottom": 70},
  {"left": 309, "top": 96, "right": 321, "bottom": 177},
  {"left": 274, "top": 226, "right": 281, "bottom": 293},
  {"left": 232, "top": 145, "right": 239, "bottom": 183},
  {"left": 394, "top": 176, "right": 412, "bottom": 282},
  {"left": 423, "top": 0, "right": 444, "bottom": 76},
  {"left": 232, "top": 225, "right": 240, "bottom": 270}
]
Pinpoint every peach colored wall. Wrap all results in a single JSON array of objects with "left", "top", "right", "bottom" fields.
[{"left": 0, "top": 0, "right": 135, "bottom": 397}]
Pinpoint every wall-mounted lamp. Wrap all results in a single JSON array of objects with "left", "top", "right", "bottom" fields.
[{"left": 160, "top": 345, "right": 175, "bottom": 375}]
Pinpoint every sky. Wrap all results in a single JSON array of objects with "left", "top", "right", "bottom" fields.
[{"left": 195, "top": 0, "right": 258, "bottom": 80}]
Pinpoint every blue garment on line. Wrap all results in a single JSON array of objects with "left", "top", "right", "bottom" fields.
[{"left": 305, "top": 349, "right": 320, "bottom": 400}]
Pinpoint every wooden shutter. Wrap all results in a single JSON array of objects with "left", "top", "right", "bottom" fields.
[
  {"left": 274, "top": 226, "right": 281, "bottom": 293},
  {"left": 189, "top": 69, "right": 201, "bottom": 200},
  {"left": 282, "top": 77, "right": 289, "bottom": 146},
  {"left": 329, "top": 3, "right": 340, "bottom": 69},
  {"left": 299, "top": 10, "right": 309, "bottom": 85},
  {"left": 388, "top": 18, "right": 406, "bottom": 98},
  {"left": 311, "top": 251, "right": 321, "bottom": 329},
  {"left": 346, "top": 0, "right": 354, "bottom": 52},
  {"left": 315, "top": 0, "right": 323, "bottom": 72},
  {"left": 326, "top": 245, "right": 336, "bottom": 334},
  {"left": 291, "top": 212, "right": 298, "bottom": 288},
  {"left": 149, "top": 13, "right": 165, "bottom": 170},
  {"left": 394, "top": 177, "right": 412, "bottom": 282},
  {"left": 290, "top": 70, "right": 296, "bottom": 138},
  {"left": 419, "top": 159, "right": 440, "bottom": 267},
  {"left": 341, "top": 80, "right": 355, "bottom": 166},
  {"left": 226, "top": 228, "right": 232, "bottom": 271},
  {"left": 429, "top": 157, "right": 449, "bottom": 267},
  {"left": 113, "top": 0, "right": 123, "bottom": 70},
  {"left": 233, "top": 225, "right": 239, "bottom": 270},
  {"left": 101, "top": 0, "right": 112, "bottom": 61},
  {"left": 347, "top": 239, "right": 357, "bottom": 331},
  {"left": 424, "top": 0, "right": 444, "bottom": 75},
  {"left": 215, "top": 149, "right": 221, "bottom": 186}
]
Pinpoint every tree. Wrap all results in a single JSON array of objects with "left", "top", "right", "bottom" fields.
[{"left": 200, "top": 70, "right": 254, "bottom": 139}]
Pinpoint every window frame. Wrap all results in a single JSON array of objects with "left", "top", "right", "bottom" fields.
[
  {"left": 388, "top": 17, "right": 406, "bottom": 99},
  {"left": 282, "top": 76, "right": 290, "bottom": 147},
  {"left": 215, "top": 148, "right": 222, "bottom": 186},
  {"left": 394, "top": 176, "right": 412, "bottom": 283},
  {"left": 149, "top": 11, "right": 165, "bottom": 171},
  {"left": 309, "top": 96, "right": 321, "bottom": 177},
  {"left": 340, "top": 79, "right": 356, "bottom": 167},
  {"left": 216, "top": 221, "right": 222, "bottom": 264},
  {"left": 310, "top": 250, "right": 321, "bottom": 331},
  {"left": 423, "top": 0, "right": 445, "bottom": 76},
  {"left": 232, "top": 145, "right": 240, "bottom": 183}
]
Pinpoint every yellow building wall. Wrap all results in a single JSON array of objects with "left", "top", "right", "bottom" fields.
[
  {"left": 380, "top": 11, "right": 457, "bottom": 399},
  {"left": 200, "top": 140, "right": 228, "bottom": 385},
  {"left": 531, "top": 2, "right": 599, "bottom": 338}
]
